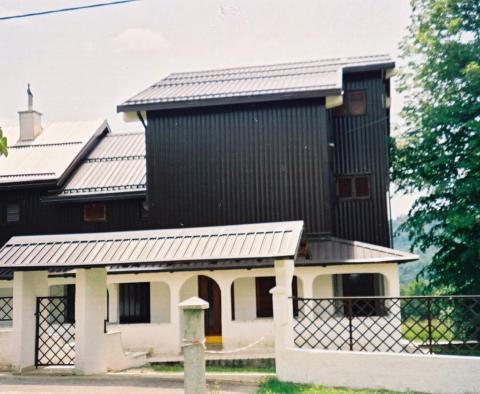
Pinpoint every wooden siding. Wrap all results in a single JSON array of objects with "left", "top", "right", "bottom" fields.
[
  {"left": 145, "top": 99, "right": 331, "bottom": 233},
  {"left": 0, "top": 189, "right": 149, "bottom": 246},
  {"left": 329, "top": 71, "right": 391, "bottom": 246}
]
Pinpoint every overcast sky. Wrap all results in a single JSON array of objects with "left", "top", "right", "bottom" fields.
[{"left": 0, "top": 0, "right": 415, "bottom": 218}]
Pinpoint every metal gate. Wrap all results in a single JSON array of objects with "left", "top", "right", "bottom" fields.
[{"left": 35, "top": 297, "right": 75, "bottom": 366}]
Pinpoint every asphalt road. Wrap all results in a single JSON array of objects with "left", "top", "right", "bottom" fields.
[{"left": 0, "top": 374, "right": 257, "bottom": 394}]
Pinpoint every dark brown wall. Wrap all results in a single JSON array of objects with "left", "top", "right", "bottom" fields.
[
  {"left": 329, "top": 71, "right": 391, "bottom": 246},
  {"left": 0, "top": 190, "right": 149, "bottom": 246},
  {"left": 145, "top": 99, "right": 331, "bottom": 233}
]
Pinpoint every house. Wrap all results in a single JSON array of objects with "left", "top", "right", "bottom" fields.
[{"left": 0, "top": 55, "right": 417, "bottom": 369}]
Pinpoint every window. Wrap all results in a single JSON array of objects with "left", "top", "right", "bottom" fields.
[
  {"left": 336, "top": 175, "right": 370, "bottom": 199},
  {"left": 333, "top": 90, "right": 366, "bottom": 117},
  {"left": 119, "top": 282, "right": 150, "bottom": 324},
  {"left": 255, "top": 277, "right": 276, "bottom": 318},
  {"left": 6, "top": 203, "right": 20, "bottom": 223},
  {"left": 333, "top": 273, "right": 385, "bottom": 317},
  {"left": 83, "top": 204, "right": 106, "bottom": 222},
  {"left": 255, "top": 276, "right": 299, "bottom": 318}
]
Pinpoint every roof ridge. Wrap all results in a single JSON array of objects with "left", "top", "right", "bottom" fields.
[
  {"left": 162, "top": 54, "right": 391, "bottom": 82},
  {"left": 156, "top": 67, "right": 338, "bottom": 87}
]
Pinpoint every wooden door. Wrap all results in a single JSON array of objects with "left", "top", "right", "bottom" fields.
[{"left": 198, "top": 276, "right": 222, "bottom": 337}]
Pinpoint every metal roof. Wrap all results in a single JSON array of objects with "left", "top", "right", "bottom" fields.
[
  {"left": 53, "top": 132, "right": 146, "bottom": 199},
  {"left": 300, "top": 237, "right": 418, "bottom": 264},
  {"left": 118, "top": 54, "right": 394, "bottom": 112},
  {"left": 0, "top": 120, "right": 108, "bottom": 186},
  {"left": 0, "top": 221, "right": 304, "bottom": 270}
]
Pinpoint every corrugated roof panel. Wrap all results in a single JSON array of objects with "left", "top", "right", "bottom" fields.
[
  {"left": 0, "top": 120, "right": 107, "bottom": 184},
  {"left": 118, "top": 55, "right": 394, "bottom": 111},
  {"left": 57, "top": 132, "right": 146, "bottom": 197},
  {"left": 0, "top": 221, "right": 303, "bottom": 269}
]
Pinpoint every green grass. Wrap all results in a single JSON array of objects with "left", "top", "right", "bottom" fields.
[
  {"left": 150, "top": 363, "right": 275, "bottom": 373},
  {"left": 257, "top": 378, "right": 417, "bottom": 394},
  {"left": 401, "top": 319, "right": 453, "bottom": 342}
]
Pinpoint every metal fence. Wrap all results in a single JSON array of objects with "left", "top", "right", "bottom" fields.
[
  {"left": 0, "top": 297, "right": 12, "bottom": 322},
  {"left": 292, "top": 296, "right": 480, "bottom": 355}
]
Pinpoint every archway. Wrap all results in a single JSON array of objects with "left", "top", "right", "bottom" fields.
[{"left": 180, "top": 275, "right": 222, "bottom": 344}]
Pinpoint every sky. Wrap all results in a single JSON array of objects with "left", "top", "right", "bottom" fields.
[{"left": 0, "top": 0, "right": 415, "bottom": 218}]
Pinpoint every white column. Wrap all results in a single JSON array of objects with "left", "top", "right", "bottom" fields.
[
  {"left": 179, "top": 296, "right": 209, "bottom": 394},
  {"left": 75, "top": 268, "right": 108, "bottom": 375},
  {"left": 219, "top": 279, "right": 232, "bottom": 343},
  {"left": 271, "top": 259, "right": 295, "bottom": 352},
  {"left": 169, "top": 281, "right": 182, "bottom": 353},
  {"left": 12, "top": 271, "right": 49, "bottom": 371}
]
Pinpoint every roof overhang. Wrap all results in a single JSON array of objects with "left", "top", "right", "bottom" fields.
[
  {"left": 0, "top": 221, "right": 304, "bottom": 271},
  {"left": 117, "top": 88, "right": 336, "bottom": 113},
  {"left": 42, "top": 190, "right": 146, "bottom": 204}
]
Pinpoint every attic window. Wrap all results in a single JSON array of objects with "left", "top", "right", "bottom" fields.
[
  {"left": 336, "top": 175, "right": 370, "bottom": 199},
  {"left": 6, "top": 203, "right": 20, "bottom": 223},
  {"left": 83, "top": 204, "right": 106, "bottom": 222},
  {"left": 333, "top": 90, "right": 366, "bottom": 117}
]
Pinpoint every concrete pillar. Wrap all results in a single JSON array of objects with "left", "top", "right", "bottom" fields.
[
  {"left": 75, "top": 268, "right": 108, "bottom": 375},
  {"left": 179, "top": 296, "right": 209, "bottom": 394},
  {"left": 12, "top": 271, "right": 49, "bottom": 371},
  {"left": 219, "top": 279, "right": 232, "bottom": 337},
  {"left": 170, "top": 281, "right": 182, "bottom": 353},
  {"left": 271, "top": 259, "right": 295, "bottom": 357}
]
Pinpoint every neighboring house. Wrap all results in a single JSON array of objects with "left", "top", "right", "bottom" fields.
[{"left": 0, "top": 54, "right": 417, "bottom": 358}]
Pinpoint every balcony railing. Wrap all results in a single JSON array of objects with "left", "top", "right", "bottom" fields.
[{"left": 292, "top": 295, "right": 480, "bottom": 356}]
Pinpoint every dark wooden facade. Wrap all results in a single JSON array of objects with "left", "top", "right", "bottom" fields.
[
  {"left": 0, "top": 70, "right": 391, "bottom": 248},
  {"left": 144, "top": 70, "right": 391, "bottom": 246}
]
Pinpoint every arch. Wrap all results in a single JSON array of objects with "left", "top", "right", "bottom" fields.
[{"left": 180, "top": 274, "right": 222, "bottom": 340}]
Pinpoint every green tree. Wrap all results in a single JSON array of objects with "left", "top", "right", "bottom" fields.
[
  {"left": 0, "top": 127, "right": 7, "bottom": 157},
  {"left": 392, "top": 0, "right": 480, "bottom": 294}
]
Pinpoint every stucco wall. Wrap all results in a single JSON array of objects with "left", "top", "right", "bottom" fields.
[
  {"left": 0, "top": 328, "right": 13, "bottom": 367},
  {"left": 276, "top": 348, "right": 480, "bottom": 394}
]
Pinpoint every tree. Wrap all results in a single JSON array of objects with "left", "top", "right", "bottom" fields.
[
  {"left": 392, "top": 0, "right": 480, "bottom": 294},
  {"left": 0, "top": 127, "right": 7, "bottom": 157}
]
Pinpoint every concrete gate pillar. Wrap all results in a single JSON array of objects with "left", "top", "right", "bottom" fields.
[
  {"left": 75, "top": 268, "right": 108, "bottom": 375},
  {"left": 12, "top": 270, "right": 49, "bottom": 371},
  {"left": 271, "top": 259, "right": 295, "bottom": 355}
]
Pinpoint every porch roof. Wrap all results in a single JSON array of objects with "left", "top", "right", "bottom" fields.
[{"left": 0, "top": 221, "right": 303, "bottom": 271}]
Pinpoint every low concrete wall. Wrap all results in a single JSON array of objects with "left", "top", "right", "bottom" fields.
[
  {"left": 0, "top": 328, "right": 13, "bottom": 367},
  {"left": 277, "top": 348, "right": 480, "bottom": 394}
]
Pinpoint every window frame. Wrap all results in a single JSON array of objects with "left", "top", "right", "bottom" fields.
[
  {"left": 332, "top": 89, "right": 367, "bottom": 117},
  {"left": 83, "top": 203, "right": 107, "bottom": 223},
  {"left": 336, "top": 175, "right": 371, "bottom": 200},
  {"left": 119, "top": 282, "right": 151, "bottom": 324}
]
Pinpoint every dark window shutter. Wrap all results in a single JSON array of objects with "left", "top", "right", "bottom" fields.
[
  {"left": 255, "top": 277, "right": 276, "bottom": 318},
  {"left": 337, "top": 177, "right": 353, "bottom": 198},
  {"left": 355, "top": 176, "right": 370, "bottom": 198},
  {"left": 119, "top": 282, "right": 150, "bottom": 324},
  {"left": 83, "top": 204, "right": 107, "bottom": 222},
  {"left": 6, "top": 203, "right": 20, "bottom": 223},
  {"left": 347, "top": 91, "right": 367, "bottom": 115}
]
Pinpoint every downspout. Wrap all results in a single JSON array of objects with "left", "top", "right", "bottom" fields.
[{"left": 137, "top": 111, "right": 150, "bottom": 215}]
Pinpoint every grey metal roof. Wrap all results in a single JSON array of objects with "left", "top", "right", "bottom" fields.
[
  {"left": 0, "top": 221, "right": 304, "bottom": 270},
  {"left": 0, "top": 120, "right": 108, "bottom": 186},
  {"left": 118, "top": 54, "right": 394, "bottom": 112},
  {"left": 300, "top": 237, "right": 418, "bottom": 264},
  {"left": 55, "top": 132, "right": 146, "bottom": 198}
]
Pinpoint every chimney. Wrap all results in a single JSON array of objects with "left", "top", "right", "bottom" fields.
[{"left": 18, "top": 84, "right": 42, "bottom": 141}]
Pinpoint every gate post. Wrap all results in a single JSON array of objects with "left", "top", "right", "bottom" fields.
[
  {"left": 179, "top": 296, "right": 209, "bottom": 394},
  {"left": 271, "top": 259, "right": 295, "bottom": 379},
  {"left": 75, "top": 268, "right": 108, "bottom": 375},
  {"left": 12, "top": 271, "right": 48, "bottom": 371}
]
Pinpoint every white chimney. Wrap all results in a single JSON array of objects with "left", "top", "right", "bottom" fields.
[{"left": 18, "top": 84, "right": 42, "bottom": 141}]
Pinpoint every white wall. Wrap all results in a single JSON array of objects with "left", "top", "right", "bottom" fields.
[
  {"left": 276, "top": 348, "right": 480, "bottom": 394},
  {"left": 233, "top": 277, "right": 256, "bottom": 321},
  {"left": 151, "top": 282, "right": 170, "bottom": 323}
]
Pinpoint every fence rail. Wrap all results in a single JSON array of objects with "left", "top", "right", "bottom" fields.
[
  {"left": 0, "top": 297, "right": 12, "bottom": 322},
  {"left": 292, "top": 295, "right": 480, "bottom": 356}
]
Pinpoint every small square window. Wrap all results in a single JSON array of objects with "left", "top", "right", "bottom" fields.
[
  {"left": 355, "top": 176, "right": 370, "bottom": 198},
  {"left": 83, "top": 204, "right": 106, "bottom": 222},
  {"left": 6, "top": 203, "right": 20, "bottom": 223},
  {"left": 333, "top": 90, "right": 366, "bottom": 117},
  {"left": 337, "top": 178, "right": 353, "bottom": 199}
]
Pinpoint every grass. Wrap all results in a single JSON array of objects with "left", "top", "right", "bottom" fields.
[
  {"left": 150, "top": 363, "right": 275, "bottom": 373},
  {"left": 257, "top": 378, "right": 418, "bottom": 394},
  {"left": 401, "top": 319, "right": 453, "bottom": 342}
]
